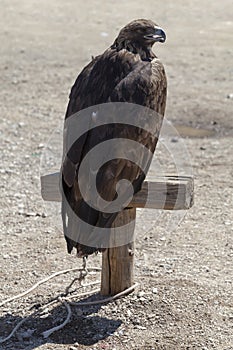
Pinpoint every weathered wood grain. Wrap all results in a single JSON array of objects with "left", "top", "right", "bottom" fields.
[
  {"left": 40, "top": 172, "right": 194, "bottom": 210},
  {"left": 101, "top": 208, "right": 136, "bottom": 296}
]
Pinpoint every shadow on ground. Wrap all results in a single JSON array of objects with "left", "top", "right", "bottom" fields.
[{"left": 0, "top": 294, "right": 122, "bottom": 349}]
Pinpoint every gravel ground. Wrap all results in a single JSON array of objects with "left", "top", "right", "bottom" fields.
[{"left": 0, "top": 0, "right": 233, "bottom": 349}]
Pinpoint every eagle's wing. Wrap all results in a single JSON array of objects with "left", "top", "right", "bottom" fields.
[
  {"left": 110, "top": 57, "right": 166, "bottom": 115},
  {"left": 62, "top": 50, "right": 136, "bottom": 186},
  {"left": 94, "top": 57, "right": 167, "bottom": 210},
  {"left": 61, "top": 52, "right": 167, "bottom": 255},
  {"left": 91, "top": 57, "right": 167, "bottom": 223}
]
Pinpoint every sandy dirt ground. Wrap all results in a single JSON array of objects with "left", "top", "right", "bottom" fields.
[{"left": 0, "top": 0, "right": 233, "bottom": 349}]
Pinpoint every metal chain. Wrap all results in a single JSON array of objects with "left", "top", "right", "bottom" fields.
[{"left": 79, "top": 256, "right": 88, "bottom": 282}]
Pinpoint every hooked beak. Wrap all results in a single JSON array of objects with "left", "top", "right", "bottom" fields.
[{"left": 144, "top": 27, "right": 166, "bottom": 43}]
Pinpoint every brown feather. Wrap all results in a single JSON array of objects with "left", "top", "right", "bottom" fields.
[{"left": 61, "top": 19, "right": 167, "bottom": 256}]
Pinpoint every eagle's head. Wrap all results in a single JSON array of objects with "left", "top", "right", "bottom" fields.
[{"left": 112, "top": 19, "right": 166, "bottom": 56}]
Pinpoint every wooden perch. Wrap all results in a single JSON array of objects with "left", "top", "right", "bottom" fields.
[
  {"left": 40, "top": 172, "right": 194, "bottom": 295},
  {"left": 41, "top": 172, "right": 194, "bottom": 210},
  {"left": 101, "top": 208, "right": 136, "bottom": 295}
]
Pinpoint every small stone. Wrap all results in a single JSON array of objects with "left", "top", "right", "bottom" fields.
[
  {"left": 132, "top": 319, "right": 140, "bottom": 326},
  {"left": 224, "top": 221, "right": 232, "bottom": 226},
  {"left": 20, "top": 329, "right": 35, "bottom": 339},
  {"left": 93, "top": 334, "right": 103, "bottom": 340},
  {"left": 140, "top": 297, "right": 147, "bottom": 302},
  {"left": 76, "top": 309, "right": 83, "bottom": 316},
  {"left": 106, "top": 331, "right": 114, "bottom": 336},
  {"left": 25, "top": 212, "right": 37, "bottom": 217},
  {"left": 135, "top": 325, "right": 147, "bottom": 330},
  {"left": 152, "top": 288, "right": 158, "bottom": 294},
  {"left": 18, "top": 122, "right": 25, "bottom": 127},
  {"left": 100, "top": 32, "right": 109, "bottom": 37}
]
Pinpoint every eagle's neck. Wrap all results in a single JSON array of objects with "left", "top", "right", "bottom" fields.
[{"left": 111, "top": 39, "right": 155, "bottom": 61}]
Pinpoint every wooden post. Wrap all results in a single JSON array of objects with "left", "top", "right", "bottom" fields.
[
  {"left": 101, "top": 208, "right": 136, "bottom": 295},
  {"left": 40, "top": 172, "right": 194, "bottom": 296}
]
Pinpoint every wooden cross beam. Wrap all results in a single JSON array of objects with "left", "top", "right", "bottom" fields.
[{"left": 40, "top": 172, "right": 194, "bottom": 295}]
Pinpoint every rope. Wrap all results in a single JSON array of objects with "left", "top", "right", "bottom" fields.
[
  {"left": 0, "top": 264, "right": 137, "bottom": 343},
  {"left": 0, "top": 266, "right": 101, "bottom": 308}
]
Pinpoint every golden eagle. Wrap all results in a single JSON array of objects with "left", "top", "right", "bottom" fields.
[{"left": 61, "top": 19, "right": 167, "bottom": 256}]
